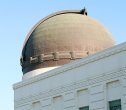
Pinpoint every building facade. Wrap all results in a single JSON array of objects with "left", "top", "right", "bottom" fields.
[{"left": 13, "top": 9, "right": 126, "bottom": 110}]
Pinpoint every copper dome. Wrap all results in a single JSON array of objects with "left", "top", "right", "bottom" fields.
[{"left": 21, "top": 10, "right": 115, "bottom": 74}]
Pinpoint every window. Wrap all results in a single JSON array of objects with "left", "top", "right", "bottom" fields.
[
  {"left": 53, "top": 96, "right": 63, "bottom": 110},
  {"left": 32, "top": 101, "right": 40, "bottom": 110},
  {"left": 109, "top": 99, "right": 121, "bottom": 110},
  {"left": 79, "top": 106, "right": 89, "bottom": 110}
]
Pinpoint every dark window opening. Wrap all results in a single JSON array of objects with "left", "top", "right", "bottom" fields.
[
  {"left": 109, "top": 99, "right": 121, "bottom": 110},
  {"left": 79, "top": 106, "right": 89, "bottom": 110}
]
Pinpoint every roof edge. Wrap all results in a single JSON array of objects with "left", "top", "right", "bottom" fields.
[{"left": 14, "top": 41, "right": 126, "bottom": 89}]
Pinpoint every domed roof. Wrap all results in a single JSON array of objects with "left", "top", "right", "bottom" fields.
[{"left": 21, "top": 10, "right": 115, "bottom": 74}]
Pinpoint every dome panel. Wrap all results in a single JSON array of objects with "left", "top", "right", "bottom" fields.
[{"left": 21, "top": 10, "right": 115, "bottom": 74}]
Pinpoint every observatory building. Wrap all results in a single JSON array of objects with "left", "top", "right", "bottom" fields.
[{"left": 13, "top": 9, "right": 126, "bottom": 110}]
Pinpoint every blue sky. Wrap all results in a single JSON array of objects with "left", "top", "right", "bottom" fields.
[{"left": 0, "top": 0, "right": 126, "bottom": 110}]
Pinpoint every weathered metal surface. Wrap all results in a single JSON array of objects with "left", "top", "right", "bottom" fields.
[{"left": 21, "top": 10, "right": 115, "bottom": 74}]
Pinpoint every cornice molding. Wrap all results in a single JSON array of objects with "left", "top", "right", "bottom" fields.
[{"left": 15, "top": 67, "right": 126, "bottom": 107}]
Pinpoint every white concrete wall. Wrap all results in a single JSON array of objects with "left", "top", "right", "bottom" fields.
[{"left": 13, "top": 42, "right": 126, "bottom": 110}]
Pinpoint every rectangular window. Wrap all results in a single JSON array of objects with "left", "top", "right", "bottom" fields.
[
  {"left": 77, "top": 89, "right": 89, "bottom": 107},
  {"left": 32, "top": 101, "right": 40, "bottom": 110},
  {"left": 53, "top": 96, "right": 63, "bottom": 110},
  {"left": 109, "top": 99, "right": 121, "bottom": 110},
  {"left": 79, "top": 106, "right": 89, "bottom": 110}
]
